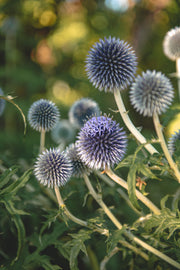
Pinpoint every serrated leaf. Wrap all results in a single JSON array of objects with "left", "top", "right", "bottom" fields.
[
  {"left": 139, "top": 164, "right": 160, "bottom": 181},
  {"left": 2, "top": 199, "right": 26, "bottom": 263},
  {"left": 0, "top": 166, "right": 18, "bottom": 190},
  {"left": 0, "top": 168, "right": 33, "bottom": 196},
  {"left": 106, "top": 229, "right": 125, "bottom": 254},
  {"left": 127, "top": 164, "right": 141, "bottom": 211},
  {"left": 115, "top": 155, "right": 134, "bottom": 170}
]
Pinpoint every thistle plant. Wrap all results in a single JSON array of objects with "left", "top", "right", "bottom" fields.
[
  {"left": 86, "top": 37, "right": 158, "bottom": 155},
  {"left": 28, "top": 99, "right": 60, "bottom": 153},
  {"left": 130, "top": 70, "right": 180, "bottom": 182},
  {"left": 69, "top": 97, "right": 100, "bottom": 129},
  {"left": 163, "top": 27, "right": 180, "bottom": 99}
]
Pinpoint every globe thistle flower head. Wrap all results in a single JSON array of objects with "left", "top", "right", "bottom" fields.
[
  {"left": 163, "top": 27, "right": 180, "bottom": 61},
  {"left": 76, "top": 114, "right": 127, "bottom": 170},
  {"left": 0, "top": 88, "right": 6, "bottom": 116},
  {"left": 168, "top": 130, "right": 180, "bottom": 156},
  {"left": 130, "top": 70, "right": 174, "bottom": 117},
  {"left": 65, "top": 143, "right": 92, "bottom": 178},
  {"left": 86, "top": 36, "right": 137, "bottom": 92},
  {"left": 34, "top": 148, "right": 72, "bottom": 188},
  {"left": 51, "top": 120, "right": 75, "bottom": 144},
  {"left": 69, "top": 98, "right": 100, "bottom": 129},
  {"left": 28, "top": 99, "right": 60, "bottom": 132}
]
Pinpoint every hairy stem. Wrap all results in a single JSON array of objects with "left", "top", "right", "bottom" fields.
[
  {"left": 104, "top": 168, "right": 161, "bottom": 215},
  {"left": 176, "top": 57, "right": 180, "bottom": 100},
  {"left": 113, "top": 88, "right": 158, "bottom": 155},
  {"left": 40, "top": 129, "right": 46, "bottom": 154},
  {"left": 83, "top": 174, "right": 180, "bottom": 269},
  {"left": 95, "top": 171, "right": 142, "bottom": 216},
  {"left": 153, "top": 112, "right": 180, "bottom": 183},
  {"left": 54, "top": 186, "right": 88, "bottom": 227}
]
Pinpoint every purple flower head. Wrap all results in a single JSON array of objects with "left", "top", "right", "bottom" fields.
[
  {"left": 168, "top": 130, "right": 180, "bottom": 156},
  {"left": 0, "top": 88, "right": 6, "bottom": 116},
  {"left": 69, "top": 98, "right": 100, "bottom": 129},
  {"left": 28, "top": 99, "right": 60, "bottom": 132},
  {"left": 163, "top": 27, "right": 180, "bottom": 61},
  {"left": 65, "top": 143, "right": 92, "bottom": 178},
  {"left": 86, "top": 37, "right": 137, "bottom": 92},
  {"left": 34, "top": 148, "right": 72, "bottom": 188},
  {"left": 130, "top": 70, "right": 174, "bottom": 117},
  {"left": 76, "top": 115, "right": 127, "bottom": 170}
]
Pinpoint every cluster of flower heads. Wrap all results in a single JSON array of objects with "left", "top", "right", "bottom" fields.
[
  {"left": 0, "top": 88, "right": 6, "bottom": 116},
  {"left": 69, "top": 98, "right": 100, "bottom": 129},
  {"left": 33, "top": 31, "right": 178, "bottom": 189},
  {"left": 86, "top": 37, "right": 137, "bottom": 92},
  {"left": 28, "top": 99, "right": 60, "bottom": 132},
  {"left": 168, "top": 130, "right": 180, "bottom": 156},
  {"left": 163, "top": 27, "right": 180, "bottom": 61},
  {"left": 130, "top": 70, "right": 174, "bottom": 117}
]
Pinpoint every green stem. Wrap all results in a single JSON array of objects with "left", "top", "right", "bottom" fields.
[
  {"left": 40, "top": 129, "right": 46, "bottom": 154},
  {"left": 104, "top": 168, "right": 161, "bottom": 215},
  {"left": 153, "top": 112, "right": 180, "bottom": 183},
  {"left": 176, "top": 58, "right": 180, "bottom": 100},
  {"left": 113, "top": 88, "right": 158, "bottom": 155},
  {"left": 95, "top": 171, "right": 142, "bottom": 216},
  {"left": 54, "top": 186, "right": 88, "bottom": 227},
  {"left": 83, "top": 174, "right": 180, "bottom": 269}
]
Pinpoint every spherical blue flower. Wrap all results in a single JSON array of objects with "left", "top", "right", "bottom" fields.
[
  {"left": 51, "top": 120, "right": 75, "bottom": 144},
  {"left": 76, "top": 115, "right": 127, "bottom": 170},
  {"left": 69, "top": 98, "right": 100, "bottom": 129},
  {"left": 163, "top": 27, "right": 180, "bottom": 61},
  {"left": 65, "top": 143, "right": 92, "bottom": 178},
  {"left": 130, "top": 70, "right": 174, "bottom": 117},
  {"left": 86, "top": 36, "right": 137, "bottom": 92},
  {"left": 34, "top": 148, "right": 72, "bottom": 188},
  {"left": 168, "top": 130, "right": 180, "bottom": 156},
  {"left": 28, "top": 99, "right": 60, "bottom": 132},
  {"left": 0, "top": 88, "right": 6, "bottom": 116}
]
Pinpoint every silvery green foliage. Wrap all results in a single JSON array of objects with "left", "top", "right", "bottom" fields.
[
  {"left": 86, "top": 36, "right": 137, "bottom": 92},
  {"left": 65, "top": 143, "right": 91, "bottom": 178},
  {"left": 34, "top": 148, "right": 72, "bottom": 188},
  {"left": 69, "top": 98, "right": 100, "bottom": 129},
  {"left": 163, "top": 27, "right": 180, "bottom": 61},
  {"left": 0, "top": 88, "right": 6, "bottom": 116},
  {"left": 28, "top": 99, "right": 60, "bottom": 132},
  {"left": 130, "top": 70, "right": 174, "bottom": 117},
  {"left": 51, "top": 120, "right": 75, "bottom": 144},
  {"left": 168, "top": 130, "right": 180, "bottom": 156},
  {"left": 76, "top": 115, "right": 127, "bottom": 170}
]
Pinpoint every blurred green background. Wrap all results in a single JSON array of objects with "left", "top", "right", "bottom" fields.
[{"left": 0, "top": 0, "right": 179, "bottom": 164}]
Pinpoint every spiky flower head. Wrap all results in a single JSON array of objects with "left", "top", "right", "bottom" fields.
[
  {"left": 76, "top": 115, "right": 127, "bottom": 170},
  {"left": 0, "top": 88, "right": 5, "bottom": 116},
  {"left": 28, "top": 99, "right": 60, "bottom": 132},
  {"left": 163, "top": 27, "right": 180, "bottom": 61},
  {"left": 168, "top": 130, "right": 180, "bottom": 156},
  {"left": 130, "top": 70, "right": 174, "bottom": 117},
  {"left": 51, "top": 120, "right": 75, "bottom": 144},
  {"left": 86, "top": 36, "right": 137, "bottom": 92},
  {"left": 69, "top": 98, "right": 100, "bottom": 128},
  {"left": 34, "top": 148, "right": 72, "bottom": 188},
  {"left": 65, "top": 143, "right": 92, "bottom": 178}
]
